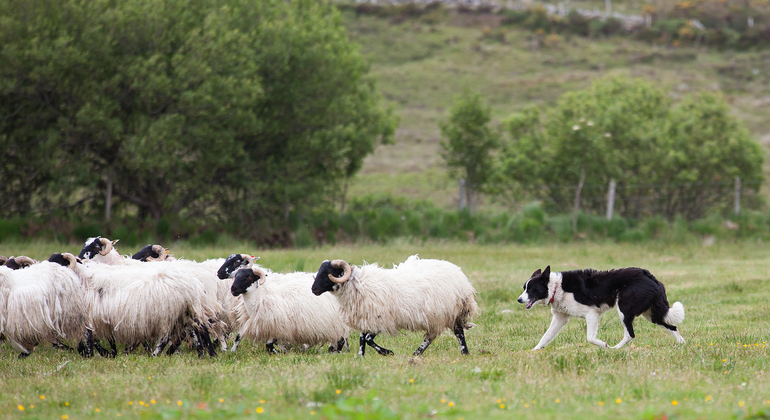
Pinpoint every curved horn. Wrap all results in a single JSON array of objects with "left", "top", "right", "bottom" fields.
[
  {"left": 0, "top": 255, "right": 7, "bottom": 265},
  {"left": 328, "top": 259, "right": 352, "bottom": 284},
  {"left": 240, "top": 254, "right": 260, "bottom": 268},
  {"left": 62, "top": 253, "right": 78, "bottom": 269},
  {"left": 14, "top": 256, "right": 38, "bottom": 268},
  {"left": 99, "top": 237, "right": 113, "bottom": 256},
  {"left": 146, "top": 245, "right": 168, "bottom": 262},
  {"left": 253, "top": 267, "right": 267, "bottom": 285}
]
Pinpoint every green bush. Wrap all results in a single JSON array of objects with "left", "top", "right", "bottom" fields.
[
  {"left": 72, "top": 223, "right": 102, "bottom": 241},
  {"left": 0, "top": 218, "right": 24, "bottom": 242}
]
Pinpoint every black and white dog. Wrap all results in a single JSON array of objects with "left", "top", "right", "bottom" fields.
[{"left": 517, "top": 265, "right": 685, "bottom": 350}]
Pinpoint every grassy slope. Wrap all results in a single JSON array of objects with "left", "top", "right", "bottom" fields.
[
  {"left": 1, "top": 240, "right": 768, "bottom": 419},
  {"left": 343, "top": 10, "right": 770, "bottom": 208}
]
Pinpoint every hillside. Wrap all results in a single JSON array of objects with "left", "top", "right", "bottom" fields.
[{"left": 341, "top": 8, "right": 770, "bottom": 209}]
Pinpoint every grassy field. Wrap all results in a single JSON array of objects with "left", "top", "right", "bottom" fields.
[
  {"left": 341, "top": 9, "right": 770, "bottom": 208},
  {"left": 1, "top": 240, "right": 769, "bottom": 419}
]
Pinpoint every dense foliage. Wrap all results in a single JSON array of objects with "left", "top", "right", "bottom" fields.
[
  {"left": 492, "top": 76, "right": 764, "bottom": 220},
  {"left": 0, "top": 0, "right": 397, "bottom": 240}
]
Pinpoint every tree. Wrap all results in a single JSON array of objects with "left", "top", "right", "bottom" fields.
[
  {"left": 0, "top": 0, "right": 397, "bottom": 236},
  {"left": 493, "top": 76, "right": 763, "bottom": 220},
  {"left": 439, "top": 92, "right": 500, "bottom": 212}
]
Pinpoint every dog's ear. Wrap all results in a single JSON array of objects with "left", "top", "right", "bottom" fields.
[
  {"left": 542, "top": 265, "right": 551, "bottom": 279},
  {"left": 530, "top": 268, "right": 541, "bottom": 278}
]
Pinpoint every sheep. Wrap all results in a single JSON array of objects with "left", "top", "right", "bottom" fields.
[
  {"left": 215, "top": 254, "right": 261, "bottom": 352},
  {"left": 132, "top": 244, "right": 176, "bottom": 262},
  {"left": 78, "top": 237, "right": 131, "bottom": 264},
  {"left": 4, "top": 256, "right": 38, "bottom": 270},
  {"left": 48, "top": 252, "right": 219, "bottom": 358},
  {"left": 0, "top": 256, "right": 90, "bottom": 358},
  {"left": 231, "top": 267, "right": 349, "bottom": 354},
  {"left": 77, "top": 239, "right": 224, "bottom": 355},
  {"left": 311, "top": 255, "right": 478, "bottom": 357}
]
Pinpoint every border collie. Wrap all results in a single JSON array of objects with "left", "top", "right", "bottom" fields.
[{"left": 517, "top": 265, "right": 685, "bottom": 350}]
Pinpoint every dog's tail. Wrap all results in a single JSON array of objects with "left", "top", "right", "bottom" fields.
[{"left": 664, "top": 301, "right": 685, "bottom": 326}]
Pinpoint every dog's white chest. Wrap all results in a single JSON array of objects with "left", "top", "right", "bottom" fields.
[{"left": 553, "top": 292, "right": 594, "bottom": 317}]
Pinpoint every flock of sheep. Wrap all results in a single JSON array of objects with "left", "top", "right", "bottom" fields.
[{"left": 0, "top": 237, "right": 479, "bottom": 359}]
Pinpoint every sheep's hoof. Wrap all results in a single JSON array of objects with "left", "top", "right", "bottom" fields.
[{"left": 377, "top": 348, "right": 394, "bottom": 356}]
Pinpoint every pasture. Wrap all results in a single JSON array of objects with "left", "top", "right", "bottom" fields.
[{"left": 1, "top": 240, "right": 768, "bottom": 419}]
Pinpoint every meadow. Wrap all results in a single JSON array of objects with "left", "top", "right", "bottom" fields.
[
  {"left": 1, "top": 239, "right": 768, "bottom": 419},
  {"left": 341, "top": 9, "right": 770, "bottom": 208}
]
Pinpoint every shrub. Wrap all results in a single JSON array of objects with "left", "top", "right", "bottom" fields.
[{"left": 565, "top": 10, "right": 591, "bottom": 36}]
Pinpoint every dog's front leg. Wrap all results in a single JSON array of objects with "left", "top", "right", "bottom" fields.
[
  {"left": 586, "top": 310, "right": 609, "bottom": 348},
  {"left": 533, "top": 311, "right": 569, "bottom": 350}
]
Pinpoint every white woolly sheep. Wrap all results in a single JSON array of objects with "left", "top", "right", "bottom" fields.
[
  {"left": 231, "top": 267, "right": 349, "bottom": 354},
  {"left": 49, "top": 252, "right": 219, "bottom": 358},
  {"left": 0, "top": 257, "right": 90, "bottom": 358},
  {"left": 311, "top": 255, "right": 478, "bottom": 357},
  {"left": 78, "top": 239, "right": 226, "bottom": 355}
]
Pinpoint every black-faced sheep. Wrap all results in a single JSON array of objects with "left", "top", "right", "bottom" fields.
[
  {"left": 311, "top": 255, "right": 478, "bottom": 357},
  {"left": 0, "top": 257, "right": 89, "bottom": 358},
  {"left": 231, "top": 267, "right": 348, "bottom": 354}
]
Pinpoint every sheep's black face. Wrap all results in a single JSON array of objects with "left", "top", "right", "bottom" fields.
[
  {"left": 311, "top": 260, "right": 343, "bottom": 296},
  {"left": 132, "top": 245, "right": 159, "bottom": 261},
  {"left": 4, "top": 258, "right": 21, "bottom": 270},
  {"left": 78, "top": 237, "right": 103, "bottom": 259},
  {"left": 231, "top": 268, "right": 258, "bottom": 297},
  {"left": 218, "top": 254, "right": 246, "bottom": 279},
  {"left": 48, "top": 253, "right": 81, "bottom": 267}
]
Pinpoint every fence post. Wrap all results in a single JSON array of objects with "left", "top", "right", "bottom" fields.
[
  {"left": 734, "top": 176, "right": 741, "bottom": 215},
  {"left": 606, "top": 179, "right": 616, "bottom": 220},
  {"left": 459, "top": 178, "right": 466, "bottom": 211}
]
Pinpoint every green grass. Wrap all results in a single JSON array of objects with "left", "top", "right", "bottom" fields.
[
  {"left": 2, "top": 240, "right": 769, "bottom": 419},
  {"left": 342, "top": 10, "right": 770, "bottom": 208}
]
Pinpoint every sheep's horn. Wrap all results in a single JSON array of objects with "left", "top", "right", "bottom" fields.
[
  {"left": 253, "top": 267, "right": 267, "bottom": 285},
  {"left": 13, "top": 256, "right": 38, "bottom": 268},
  {"left": 146, "top": 245, "right": 168, "bottom": 262},
  {"left": 62, "top": 253, "right": 78, "bottom": 269},
  {"left": 328, "top": 260, "right": 352, "bottom": 284},
  {"left": 99, "top": 237, "right": 114, "bottom": 256},
  {"left": 0, "top": 255, "right": 7, "bottom": 265}
]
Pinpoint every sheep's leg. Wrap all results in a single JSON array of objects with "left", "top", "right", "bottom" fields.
[
  {"left": 186, "top": 326, "right": 205, "bottom": 358},
  {"left": 358, "top": 333, "right": 366, "bottom": 356},
  {"left": 230, "top": 334, "right": 242, "bottom": 352},
  {"left": 266, "top": 339, "right": 281, "bottom": 354},
  {"left": 142, "top": 342, "right": 152, "bottom": 354},
  {"left": 329, "top": 337, "right": 347, "bottom": 353},
  {"left": 413, "top": 332, "right": 439, "bottom": 356},
  {"left": 152, "top": 336, "right": 170, "bottom": 357},
  {"left": 453, "top": 321, "right": 470, "bottom": 355},
  {"left": 79, "top": 329, "right": 94, "bottom": 358},
  {"left": 364, "top": 332, "right": 393, "bottom": 356},
  {"left": 94, "top": 340, "right": 110, "bottom": 358},
  {"left": 107, "top": 337, "right": 118, "bottom": 358},
  {"left": 166, "top": 340, "right": 180, "bottom": 356},
  {"left": 219, "top": 334, "right": 228, "bottom": 352},
  {"left": 198, "top": 325, "right": 217, "bottom": 357}
]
